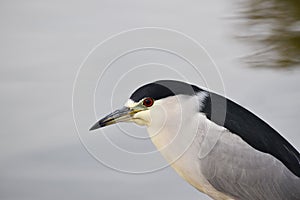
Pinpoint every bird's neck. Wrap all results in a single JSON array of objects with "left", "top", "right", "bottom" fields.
[{"left": 146, "top": 95, "right": 202, "bottom": 163}]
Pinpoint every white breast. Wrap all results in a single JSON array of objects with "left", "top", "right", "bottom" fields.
[{"left": 146, "top": 95, "right": 235, "bottom": 200}]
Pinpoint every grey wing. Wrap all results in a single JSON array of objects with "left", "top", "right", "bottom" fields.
[{"left": 199, "top": 129, "right": 300, "bottom": 200}]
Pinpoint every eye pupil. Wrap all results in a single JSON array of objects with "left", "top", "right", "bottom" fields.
[{"left": 143, "top": 97, "right": 154, "bottom": 107}]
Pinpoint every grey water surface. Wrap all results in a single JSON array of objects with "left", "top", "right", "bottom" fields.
[{"left": 1, "top": 0, "right": 299, "bottom": 200}]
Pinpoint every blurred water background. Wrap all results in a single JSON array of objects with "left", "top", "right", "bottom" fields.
[{"left": 1, "top": 0, "right": 300, "bottom": 200}]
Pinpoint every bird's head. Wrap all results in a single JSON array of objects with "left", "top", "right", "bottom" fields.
[
  {"left": 89, "top": 97, "right": 154, "bottom": 131},
  {"left": 90, "top": 80, "right": 203, "bottom": 132}
]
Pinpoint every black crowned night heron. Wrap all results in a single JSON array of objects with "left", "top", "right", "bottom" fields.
[{"left": 90, "top": 80, "right": 300, "bottom": 200}]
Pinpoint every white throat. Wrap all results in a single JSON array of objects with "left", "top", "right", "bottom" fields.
[{"left": 146, "top": 95, "right": 201, "bottom": 163}]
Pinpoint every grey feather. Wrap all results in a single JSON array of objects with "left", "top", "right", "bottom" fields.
[{"left": 199, "top": 128, "right": 300, "bottom": 200}]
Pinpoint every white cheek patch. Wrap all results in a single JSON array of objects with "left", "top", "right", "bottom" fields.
[
  {"left": 133, "top": 110, "right": 151, "bottom": 126},
  {"left": 124, "top": 99, "right": 139, "bottom": 108}
]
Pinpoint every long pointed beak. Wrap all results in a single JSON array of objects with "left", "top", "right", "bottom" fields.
[{"left": 89, "top": 107, "right": 137, "bottom": 131}]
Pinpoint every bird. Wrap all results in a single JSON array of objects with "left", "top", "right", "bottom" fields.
[{"left": 90, "top": 80, "right": 300, "bottom": 200}]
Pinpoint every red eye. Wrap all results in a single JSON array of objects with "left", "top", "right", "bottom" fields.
[{"left": 143, "top": 97, "right": 154, "bottom": 107}]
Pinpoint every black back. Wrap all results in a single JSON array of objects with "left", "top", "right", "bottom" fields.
[{"left": 201, "top": 90, "right": 300, "bottom": 178}]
